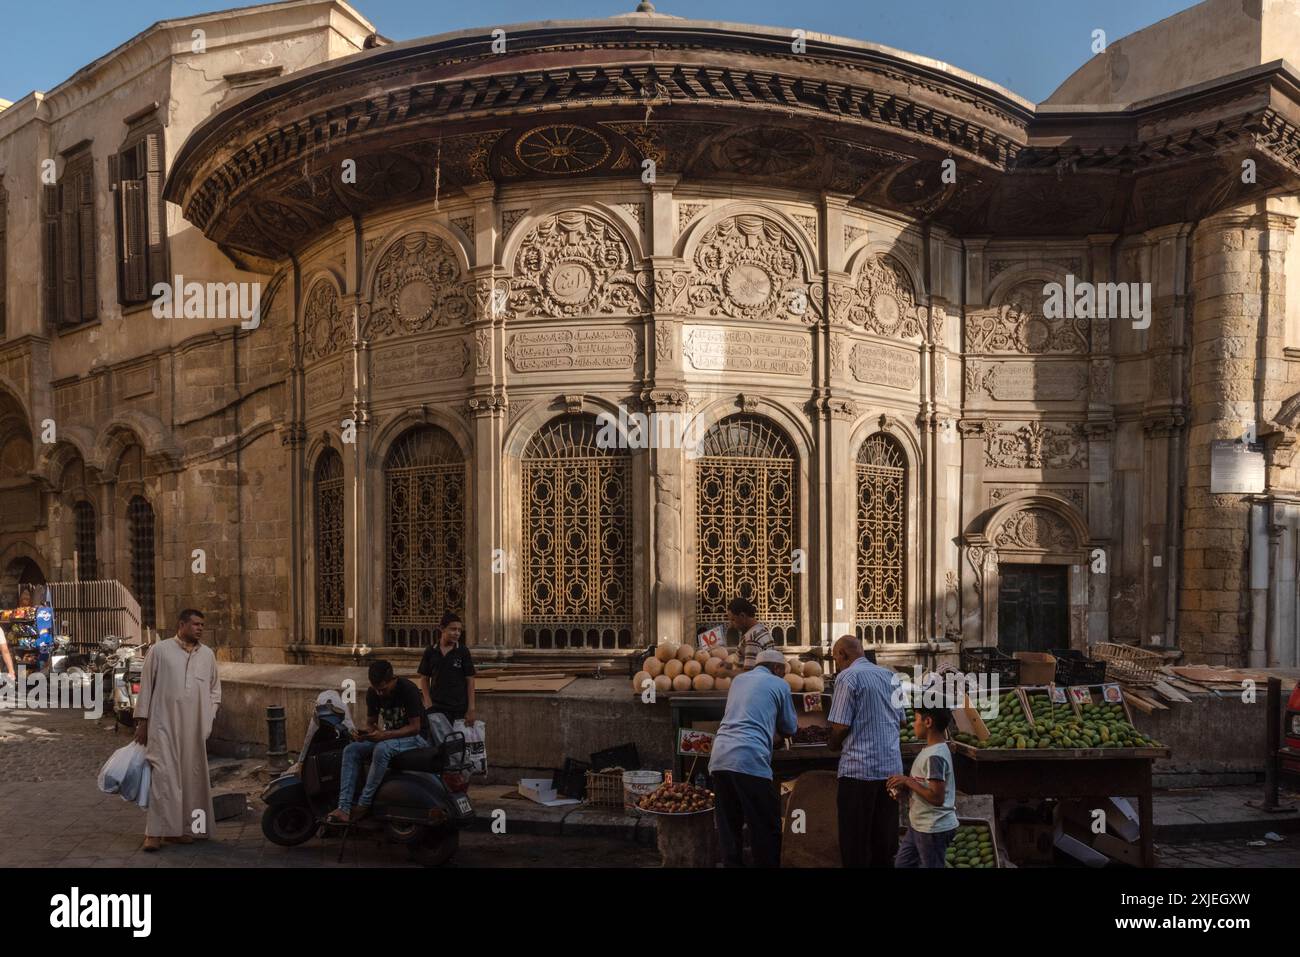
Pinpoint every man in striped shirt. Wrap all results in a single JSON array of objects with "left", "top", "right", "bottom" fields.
[
  {"left": 722, "top": 597, "right": 775, "bottom": 671},
  {"left": 828, "top": 634, "right": 905, "bottom": 867}
]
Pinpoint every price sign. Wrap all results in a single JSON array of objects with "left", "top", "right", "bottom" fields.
[
  {"left": 802, "top": 693, "right": 823, "bottom": 712},
  {"left": 1050, "top": 685, "right": 1068, "bottom": 704},
  {"left": 697, "top": 624, "right": 726, "bottom": 649},
  {"left": 1068, "top": 686, "right": 1091, "bottom": 705},
  {"left": 1102, "top": 683, "right": 1124, "bottom": 704}
]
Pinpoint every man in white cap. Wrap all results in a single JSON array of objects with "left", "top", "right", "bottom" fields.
[{"left": 707, "top": 648, "right": 798, "bottom": 867}]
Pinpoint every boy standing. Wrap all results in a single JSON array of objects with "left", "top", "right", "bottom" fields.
[{"left": 888, "top": 707, "right": 959, "bottom": 868}]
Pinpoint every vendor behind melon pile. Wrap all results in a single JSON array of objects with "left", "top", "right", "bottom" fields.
[{"left": 716, "top": 596, "right": 775, "bottom": 675}]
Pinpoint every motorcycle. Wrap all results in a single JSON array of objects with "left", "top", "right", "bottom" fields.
[
  {"left": 111, "top": 643, "right": 146, "bottom": 728},
  {"left": 260, "top": 702, "right": 474, "bottom": 866}
]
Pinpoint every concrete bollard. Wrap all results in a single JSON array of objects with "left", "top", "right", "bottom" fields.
[{"left": 266, "top": 704, "right": 288, "bottom": 773}]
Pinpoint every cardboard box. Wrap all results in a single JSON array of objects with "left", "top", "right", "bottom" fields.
[
  {"left": 1014, "top": 652, "right": 1058, "bottom": 686},
  {"left": 518, "top": 778, "right": 580, "bottom": 807},
  {"left": 952, "top": 705, "right": 990, "bottom": 741}
]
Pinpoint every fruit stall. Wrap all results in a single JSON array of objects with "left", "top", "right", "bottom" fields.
[{"left": 947, "top": 684, "right": 1170, "bottom": 867}]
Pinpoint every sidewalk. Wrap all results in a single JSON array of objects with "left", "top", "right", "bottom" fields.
[
  {"left": 466, "top": 784, "right": 658, "bottom": 843},
  {"left": 1152, "top": 784, "right": 1300, "bottom": 842}
]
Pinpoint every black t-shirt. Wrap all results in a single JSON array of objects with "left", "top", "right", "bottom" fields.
[
  {"left": 366, "top": 677, "right": 428, "bottom": 740},
  {"left": 417, "top": 643, "right": 476, "bottom": 716}
]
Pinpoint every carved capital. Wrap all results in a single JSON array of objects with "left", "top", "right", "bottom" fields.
[
  {"left": 1260, "top": 424, "right": 1300, "bottom": 470},
  {"left": 957, "top": 418, "right": 987, "bottom": 436},
  {"left": 465, "top": 390, "right": 508, "bottom": 418},
  {"left": 641, "top": 387, "right": 691, "bottom": 412}
]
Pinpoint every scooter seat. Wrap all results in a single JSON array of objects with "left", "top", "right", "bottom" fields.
[{"left": 389, "top": 747, "right": 441, "bottom": 774}]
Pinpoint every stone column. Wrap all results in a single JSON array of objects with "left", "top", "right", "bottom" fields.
[{"left": 1183, "top": 206, "right": 1294, "bottom": 664}]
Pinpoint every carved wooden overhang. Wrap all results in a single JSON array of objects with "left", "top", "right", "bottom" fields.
[{"left": 165, "top": 15, "right": 1300, "bottom": 267}]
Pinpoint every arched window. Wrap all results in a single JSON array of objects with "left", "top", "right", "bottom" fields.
[
  {"left": 695, "top": 415, "right": 798, "bottom": 645},
  {"left": 74, "top": 500, "right": 98, "bottom": 580},
  {"left": 384, "top": 427, "right": 466, "bottom": 647},
  {"left": 314, "top": 449, "right": 345, "bottom": 645},
  {"left": 128, "top": 496, "right": 156, "bottom": 630},
  {"left": 522, "top": 415, "right": 632, "bottom": 649},
  {"left": 856, "top": 433, "right": 906, "bottom": 643}
]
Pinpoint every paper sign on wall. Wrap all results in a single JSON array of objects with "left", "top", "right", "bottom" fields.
[{"left": 697, "top": 625, "right": 726, "bottom": 649}]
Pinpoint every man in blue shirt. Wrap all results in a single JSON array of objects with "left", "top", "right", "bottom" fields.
[
  {"left": 708, "top": 648, "right": 798, "bottom": 867},
  {"left": 828, "top": 635, "right": 905, "bottom": 867}
]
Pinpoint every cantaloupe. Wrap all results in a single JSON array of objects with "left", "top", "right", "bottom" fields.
[
  {"left": 703, "top": 657, "right": 724, "bottom": 677},
  {"left": 715, "top": 676, "right": 731, "bottom": 692},
  {"left": 709, "top": 645, "right": 730, "bottom": 660},
  {"left": 684, "top": 659, "right": 702, "bottom": 678},
  {"left": 803, "top": 675, "right": 825, "bottom": 693},
  {"left": 664, "top": 658, "right": 683, "bottom": 679},
  {"left": 695, "top": 648, "right": 711, "bottom": 664},
  {"left": 676, "top": 644, "right": 696, "bottom": 663},
  {"left": 672, "top": 674, "right": 693, "bottom": 692},
  {"left": 787, "top": 657, "right": 802, "bottom": 673},
  {"left": 633, "top": 671, "right": 652, "bottom": 693},
  {"left": 644, "top": 656, "right": 664, "bottom": 677},
  {"left": 726, "top": 654, "right": 739, "bottom": 667},
  {"left": 653, "top": 674, "right": 672, "bottom": 693},
  {"left": 785, "top": 673, "right": 805, "bottom": 692},
  {"left": 655, "top": 643, "right": 676, "bottom": 663},
  {"left": 802, "top": 661, "right": 822, "bottom": 679},
  {"left": 693, "top": 673, "right": 715, "bottom": 691}
]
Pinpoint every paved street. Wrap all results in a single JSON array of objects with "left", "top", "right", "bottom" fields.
[
  {"left": 3, "top": 706, "right": 1298, "bottom": 868},
  {"left": 0, "top": 706, "right": 657, "bottom": 868}
]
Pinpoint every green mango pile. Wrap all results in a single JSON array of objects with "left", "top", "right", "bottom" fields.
[
  {"left": 951, "top": 692, "right": 1163, "bottom": 750},
  {"left": 945, "top": 823, "right": 996, "bottom": 868},
  {"left": 899, "top": 706, "right": 919, "bottom": 744}
]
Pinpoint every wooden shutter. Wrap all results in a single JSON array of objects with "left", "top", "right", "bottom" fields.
[
  {"left": 143, "top": 133, "right": 166, "bottom": 285},
  {"left": 59, "top": 181, "right": 80, "bottom": 327},
  {"left": 76, "top": 166, "right": 97, "bottom": 321},
  {"left": 42, "top": 185, "right": 59, "bottom": 328},
  {"left": 120, "top": 180, "right": 148, "bottom": 302}
]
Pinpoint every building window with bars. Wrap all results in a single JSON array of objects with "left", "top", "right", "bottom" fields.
[
  {"left": 384, "top": 427, "right": 466, "bottom": 648},
  {"left": 695, "top": 414, "right": 799, "bottom": 645},
  {"left": 110, "top": 126, "right": 167, "bottom": 305},
  {"left": 73, "top": 500, "right": 98, "bottom": 581},
  {"left": 314, "top": 449, "right": 345, "bottom": 645},
  {"left": 128, "top": 495, "right": 156, "bottom": 631},
  {"left": 522, "top": 415, "right": 632, "bottom": 650},
  {"left": 855, "top": 432, "right": 907, "bottom": 644},
  {"left": 42, "top": 149, "right": 97, "bottom": 330}
]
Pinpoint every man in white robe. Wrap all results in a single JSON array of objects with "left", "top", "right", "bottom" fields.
[{"left": 133, "top": 609, "right": 221, "bottom": 851}]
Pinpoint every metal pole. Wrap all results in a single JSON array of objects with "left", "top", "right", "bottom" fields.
[
  {"left": 1264, "top": 677, "right": 1281, "bottom": 810},
  {"left": 266, "top": 704, "right": 288, "bottom": 773}
]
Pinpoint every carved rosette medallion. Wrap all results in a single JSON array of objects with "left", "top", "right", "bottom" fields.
[
  {"left": 994, "top": 508, "right": 1078, "bottom": 553},
  {"left": 364, "top": 233, "right": 466, "bottom": 338},
  {"left": 847, "top": 255, "right": 924, "bottom": 339},
  {"left": 506, "top": 211, "right": 645, "bottom": 318},
  {"left": 984, "top": 421, "right": 1088, "bottom": 470},
  {"left": 687, "top": 215, "right": 810, "bottom": 322},
  {"left": 302, "top": 280, "right": 346, "bottom": 363}
]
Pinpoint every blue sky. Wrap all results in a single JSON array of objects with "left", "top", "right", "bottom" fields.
[{"left": 1, "top": 0, "right": 1194, "bottom": 105}]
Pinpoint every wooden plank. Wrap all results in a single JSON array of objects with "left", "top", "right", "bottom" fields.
[
  {"left": 1151, "top": 679, "right": 1192, "bottom": 703},
  {"left": 1122, "top": 690, "right": 1160, "bottom": 714},
  {"left": 950, "top": 742, "right": 1169, "bottom": 761}
]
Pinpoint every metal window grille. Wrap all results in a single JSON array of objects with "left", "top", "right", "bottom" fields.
[
  {"left": 314, "top": 449, "right": 345, "bottom": 645},
  {"left": 695, "top": 415, "right": 798, "bottom": 645},
  {"left": 384, "top": 428, "right": 466, "bottom": 647},
  {"left": 855, "top": 433, "right": 906, "bottom": 643},
  {"left": 73, "top": 500, "right": 98, "bottom": 580},
  {"left": 521, "top": 415, "right": 632, "bottom": 650},
  {"left": 127, "top": 496, "right": 155, "bottom": 630}
]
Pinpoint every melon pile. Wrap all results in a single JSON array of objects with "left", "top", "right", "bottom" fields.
[
  {"left": 782, "top": 657, "right": 825, "bottom": 693},
  {"left": 632, "top": 640, "right": 736, "bottom": 694}
]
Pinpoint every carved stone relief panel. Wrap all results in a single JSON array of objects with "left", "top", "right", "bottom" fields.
[
  {"left": 686, "top": 214, "right": 812, "bottom": 322},
  {"left": 303, "top": 279, "right": 347, "bottom": 363},
  {"left": 371, "top": 340, "right": 470, "bottom": 389},
  {"left": 364, "top": 233, "right": 467, "bottom": 339},
  {"left": 964, "top": 359, "right": 1089, "bottom": 402},
  {"left": 504, "top": 327, "right": 639, "bottom": 372},
  {"left": 966, "top": 281, "right": 1089, "bottom": 355},
  {"left": 984, "top": 420, "right": 1088, "bottom": 469},
  {"left": 682, "top": 326, "right": 810, "bottom": 376},
  {"left": 305, "top": 361, "right": 346, "bottom": 407},
  {"left": 849, "top": 340, "right": 919, "bottom": 390},
  {"left": 846, "top": 255, "right": 924, "bottom": 340},
  {"left": 993, "top": 508, "right": 1079, "bottom": 552},
  {"left": 506, "top": 211, "right": 646, "bottom": 318},
  {"left": 988, "top": 485, "right": 1086, "bottom": 513}
]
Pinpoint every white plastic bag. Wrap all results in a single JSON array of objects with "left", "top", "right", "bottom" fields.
[
  {"left": 452, "top": 719, "right": 487, "bottom": 775},
  {"left": 97, "top": 742, "right": 150, "bottom": 806}
]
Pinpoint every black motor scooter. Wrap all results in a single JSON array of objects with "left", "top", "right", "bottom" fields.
[{"left": 261, "top": 703, "right": 474, "bottom": 866}]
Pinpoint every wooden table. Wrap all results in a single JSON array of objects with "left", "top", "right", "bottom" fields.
[{"left": 950, "top": 743, "right": 1170, "bottom": 867}]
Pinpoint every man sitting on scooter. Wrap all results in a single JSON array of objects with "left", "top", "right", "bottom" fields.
[{"left": 327, "top": 659, "right": 429, "bottom": 824}]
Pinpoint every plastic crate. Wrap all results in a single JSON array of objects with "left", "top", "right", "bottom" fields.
[
  {"left": 960, "top": 647, "right": 1021, "bottom": 686},
  {"left": 590, "top": 742, "right": 640, "bottom": 771},
  {"left": 584, "top": 770, "right": 625, "bottom": 808},
  {"left": 1051, "top": 649, "right": 1107, "bottom": 686},
  {"left": 552, "top": 758, "right": 590, "bottom": 799}
]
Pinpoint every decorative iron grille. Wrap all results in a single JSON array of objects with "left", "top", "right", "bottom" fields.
[
  {"left": 314, "top": 449, "right": 345, "bottom": 645},
  {"left": 127, "top": 496, "right": 155, "bottom": 630},
  {"left": 73, "top": 500, "right": 98, "bottom": 580},
  {"left": 384, "top": 427, "right": 466, "bottom": 648},
  {"left": 695, "top": 415, "right": 798, "bottom": 645},
  {"left": 521, "top": 415, "right": 632, "bottom": 649},
  {"left": 855, "top": 433, "right": 906, "bottom": 643}
]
